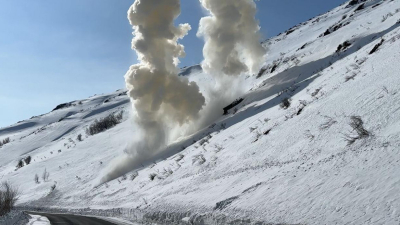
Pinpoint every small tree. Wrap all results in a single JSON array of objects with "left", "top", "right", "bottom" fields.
[
  {"left": 149, "top": 173, "right": 158, "bottom": 181},
  {"left": 280, "top": 98, "right": 291, "bottom": 109},
  {"left": 42, "top": 169, "right": 49, "bottom": 182},
  {"left": 2, "top": 137, "right": 10, "bottom": 145},
  {"left": 50, "top": 183, "right": 56, "bottom": 192},
  {"left": 34, "top": 174, "right": 40, "bottom": 184},
  {"left": 77, "top": 134, "right": 83, "bottom": 142},
  {"left": 16, "top": 159, "right": 24, "bottom": 169},
  {"left": 24, "top": 156, "right": 32, "bottom": 165}
]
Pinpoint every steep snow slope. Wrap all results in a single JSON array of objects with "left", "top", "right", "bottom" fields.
[{"left": 1, "top": 0, "right": 400, "bottom": 224}]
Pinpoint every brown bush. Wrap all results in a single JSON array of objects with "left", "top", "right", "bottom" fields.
[
  {"left": 0, "top": 182, "right": 19, "bottom": 216},
  {"left": 86, "top": 112, "right": 123, "bottom": 136}
]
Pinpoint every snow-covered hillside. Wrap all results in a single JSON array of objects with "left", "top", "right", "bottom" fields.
[{"left": 1, "top": 0, "right": 400, "bottom": 224}]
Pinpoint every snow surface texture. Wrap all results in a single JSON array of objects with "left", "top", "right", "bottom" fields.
[
  {"left": 26, "top": 215, "right": 50, "bottom": 225},
  {"left": 1, "top": 0, "right": 400, "bottom": 224}
]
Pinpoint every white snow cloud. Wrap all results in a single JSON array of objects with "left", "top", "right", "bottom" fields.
[
  {"left": 197, "top": 0, "right": 266, "bottom": 77},
  {"left": 101, "top": 0, "right": 267, "bottom": 183},
  {"left": 187, "top": 0, "right": 267, "bottom": 133},
  {"left": 101, "top": 0, "right": 205, "bottom": 182}
]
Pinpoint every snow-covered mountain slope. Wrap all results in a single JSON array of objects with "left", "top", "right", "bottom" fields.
[{"left": 1, "top": 0, "right": 400, "bottom": 224}]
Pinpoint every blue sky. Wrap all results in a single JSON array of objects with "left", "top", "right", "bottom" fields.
[{"left": 0, "top": 0, "right": 347, "bottom": 128}]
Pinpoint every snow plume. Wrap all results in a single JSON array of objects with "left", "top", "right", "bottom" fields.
[
  {"left": 188, "top": 0, "right": 266, "bottom": 132},
  {"left": 197, "top": 0, "right": 266, "bottom": 77},
  {"left": 100, "top": 0, "right": 205, "bottom": 183}
]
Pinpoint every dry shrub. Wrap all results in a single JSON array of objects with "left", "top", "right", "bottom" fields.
[
  {"left": 344, "top": 116, "right": 370, "bottom": 145},
  {"left": 0, "top": 182, "right": 19, "bottom": 216},
  {"left": 86, "top": 112, "right": 123, "bottom": 136}
]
